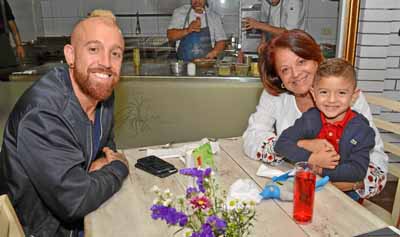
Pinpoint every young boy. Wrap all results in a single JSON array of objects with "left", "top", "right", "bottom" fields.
[{"left": 275, "top": 58, "right": 375, "bottom": 200}]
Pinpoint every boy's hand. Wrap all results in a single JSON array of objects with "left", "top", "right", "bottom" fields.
[
  {"left": 298, "top": 139, "right": 335, "bottom": 153},
  {"left": 308, "top": 148, "right": 340, "bottom": 169}
]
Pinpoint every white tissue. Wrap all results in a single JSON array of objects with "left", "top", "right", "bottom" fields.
[
  {"left": 227, "top": 179, "right": 262, "bottom": 205},
  {"left": 256, "top": 164, "right": 285, "bottom": 178}
]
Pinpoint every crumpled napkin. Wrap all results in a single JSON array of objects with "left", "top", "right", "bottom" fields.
[
  {"left": 256, "top": 164, "right": 285, "bottom": 178},
  {"left": 227, "top": 179, "right": 262, "bottom": 205}
]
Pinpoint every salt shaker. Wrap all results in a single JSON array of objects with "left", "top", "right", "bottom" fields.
[{"left": 187, "top": 62, "right": 196, "bottom": 76}]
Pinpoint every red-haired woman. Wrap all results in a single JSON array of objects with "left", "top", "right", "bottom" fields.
[{"left": 243, "top": 29, "right": 388, "bottom": 199}]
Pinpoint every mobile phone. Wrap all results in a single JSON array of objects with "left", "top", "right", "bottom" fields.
[{"left": 135, "top": 155, "right": 178, "bottom": 178}]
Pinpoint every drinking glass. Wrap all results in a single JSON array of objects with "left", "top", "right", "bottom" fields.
[{"left": 293, "top": 161, "right": 316, "bottom": 224}]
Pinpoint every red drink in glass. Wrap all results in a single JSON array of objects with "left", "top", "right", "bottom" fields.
[{"left": 293, "top": 162, "right": 316, "bottom": 224}]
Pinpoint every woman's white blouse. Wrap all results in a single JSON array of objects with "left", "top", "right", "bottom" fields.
[{"left": 243, "top": 90, "right": 388, "bottom": 198}]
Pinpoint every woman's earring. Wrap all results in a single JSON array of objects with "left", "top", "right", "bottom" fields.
[{"left": 281, "top": 83, "right": 285, "bottom": 89}]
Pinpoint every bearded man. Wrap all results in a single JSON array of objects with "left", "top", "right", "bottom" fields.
[{"left": 0, "top": 11, "right": 129, "bottom": 237}]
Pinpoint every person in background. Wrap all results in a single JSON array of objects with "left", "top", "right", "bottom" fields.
[
  {"left": 275, "top": 58, "right": 375, "bottom": 201},
  {"left": 167, "top": 0, "right": 227, "bottom": 62},
  {"left": 242, "top": 29, "right": 388, "bottom": 199},
  {"left": 0, "top": 0, "right": 25, "bottom": 68},
  {"left": 0, "top": 10, "right": 129, "bottom": 236},
  {"left": 242, "top": 0, "right": 305, "bottom": 42}
]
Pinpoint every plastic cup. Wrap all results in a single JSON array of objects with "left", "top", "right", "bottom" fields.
[{"left": 293, "top": 161, "right": 316, "bottom": 224}]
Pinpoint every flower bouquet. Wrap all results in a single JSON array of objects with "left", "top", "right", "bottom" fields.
[{"left": 150, "top": 167, "right": 256, "bottom": 237}]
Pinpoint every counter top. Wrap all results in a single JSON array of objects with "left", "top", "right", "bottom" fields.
[{"left": 9, "top": 61, "right": 261, "bottom": 82}]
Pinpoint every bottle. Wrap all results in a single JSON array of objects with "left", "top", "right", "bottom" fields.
[
  {"left": 133, "top": 48, "right": 140, "bottom": 74},
  {"left": 135, "top": 10, "right": 141, "bottom": 35},
  {"left": 187, "top": 62, "right": 196, "bottom": 76},
  {"left": 236, "top": 46, "right": 244, "bottom": 64}
]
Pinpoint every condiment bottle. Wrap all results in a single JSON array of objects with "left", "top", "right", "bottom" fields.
[{"left": 187, "top": 62, "right": 196, "bottom": 76}]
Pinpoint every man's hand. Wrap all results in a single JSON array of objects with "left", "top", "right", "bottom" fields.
[
  {"left": 242, "top": 17, "right": 262, "bottom": 30},
  {"left": 298, "top": 139, "right": 335, "bottom": 153},
  {"left": 205, "top": 51, "right": 217, "bottom": 59},
  {"left": 89, "top": 147, "right": 129, "bottom": 172},
  {"left": 308, "top": 148, "right": 340, "bottom": 169},
  {"left": 16, "top": 46, "right": 25, "bottom": 62},
  {"left": 103, "top": 147, "right": 129, "bottom": 168},
  {"left": 188, "top": 17, "right": 201, "bottom": 33},
  {"left": 89, "top": 157, "right": 109, "bottom": 172}
]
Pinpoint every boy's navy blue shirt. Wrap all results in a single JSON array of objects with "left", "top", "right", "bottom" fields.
[{"left": 275, "top": 108, "right": 375, "bottom": 182}]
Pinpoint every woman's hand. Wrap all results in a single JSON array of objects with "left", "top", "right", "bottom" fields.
[
  {"left": 308, "top": 148, "right": 340, "bottom": 169},
  {"left": 298, "top": 139, "right": 335, "bottom": 153}
]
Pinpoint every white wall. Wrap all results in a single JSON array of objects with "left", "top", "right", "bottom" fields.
[
  {"left": 10, "top": 0, "right": 339, "bottom": 46},
  {"left": 356, "top": 0, "right": 400, "bottom": 144}
]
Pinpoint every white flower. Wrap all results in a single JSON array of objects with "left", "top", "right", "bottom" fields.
[
  {"left": 163, "top": 199, "right": 172, "bottom": 206},
  {"left": 153, "top": 198, "right": 160, "bottom": 205},
  {"left": 164, "top": 189, "right": 172, "bottom": 198},
  {"left": 151, "top": 185, "right": 160, "bottom": 193}
]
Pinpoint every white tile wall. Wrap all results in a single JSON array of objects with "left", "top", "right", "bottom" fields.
[
  {"left": 360, "top": 9, "right": 390, "bottom": 21},
  {"left": 357, "top": 34, "right": 388, "bottom": 46},
  {"left": 387, "top": 68, "right": 400, "bottom": 79},
  {"left": 40, "top": 0, "right": 52, "bottom": 18},
  {"left": 10, "top": 0, "right": 341, "bottom": 44},
  {"left": 53, "top": 0, "right": 80, "bottom": 17},
  {"left": 158, "top": 17, "right": 172, "bottom": 36},
  {"left": 356, "top": 58, "right": 387, "bottom": 70},
  {"left": 114, "top": 1, "right": 134, "bottom": 14},
  {"left": 357, "top": 0, "right": 400, "bottom": 141},
  {"left": 387, "top": 57, "right": 399, "bottom": 68},
  {"left": 356, "top": 45, "right": 388, "bottom": 58},
  {"left": 359, "top": 22, "right": 391, "bottom": 34},
  {"left": 117, "top": 18, "right": 134, "bottom": 35},
  {"left": 358, "top": 81, "right": 384, "bottom": 92},
  {"left": 384, "top": 80, "right": 396, "bottom": 90},
  {"left": 388, "top": 46, "right": 400, "bottom": 57},
  {"left": 357, "top": 69, "right": 385, "bottom": 80},
  {"left": 360, "top": 0, "right": 398, "bottom": 9}
]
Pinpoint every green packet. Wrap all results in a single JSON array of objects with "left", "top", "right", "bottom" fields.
[{"left": 192, "top": 142, "right": 215, "bottom": 169}]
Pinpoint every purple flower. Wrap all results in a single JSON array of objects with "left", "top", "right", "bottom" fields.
[
  {"left": 206, "top": 215, "right": 227, "bottom": 232},
  {"left": 191, "top": 223, "right": 215, "bottom": 237},
  {"left": 196, "top": 177, "right": 205, "bottom": 193},
  {"left": 150, "top": 205, "right": 188, "bottom": 227},
  {"left": 204, "top": 168, "right": 212, "bottom": 177},
  {"left": 180, "top": 168, "right": 211, "bottom": 193},
  {"left": 186, "top": 187, "right": 198, "bottom": 197},
  {"left": 180, "top": 168, "right": 203, "bottom": 177}
]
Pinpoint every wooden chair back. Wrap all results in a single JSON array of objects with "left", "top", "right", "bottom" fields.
[
  {"left": 0, "top": 195, "right": 24, "bottom": 237},
  {"left": 365, "top": 94, "right": 400, "bottom": 227}
]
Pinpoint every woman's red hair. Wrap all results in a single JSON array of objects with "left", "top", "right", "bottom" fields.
[{"left": 258, "top": 29, "right": 324, "bottom": 96}]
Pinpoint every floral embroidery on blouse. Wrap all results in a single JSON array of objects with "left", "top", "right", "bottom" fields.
[
  {"left": 256, "top": 136, "right": 283, "bottom": 165},
  {"left": 357, "top": 162, "right": 386, "bottom": 199}
]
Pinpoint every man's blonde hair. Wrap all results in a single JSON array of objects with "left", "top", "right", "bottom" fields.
[{"left": 88, "top": 9, "right": 116, "bottom": 22}]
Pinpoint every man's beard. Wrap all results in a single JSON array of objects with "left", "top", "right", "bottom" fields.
[{"left": 73, "top": 66, "right": 118, "bottom": 101}]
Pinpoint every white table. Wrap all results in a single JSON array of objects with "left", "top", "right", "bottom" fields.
[{"left": 85, "top": 138, "right": 388, "bottom": 236}]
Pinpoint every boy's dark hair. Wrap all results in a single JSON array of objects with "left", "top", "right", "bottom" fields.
[{"left": 315, "top": 58, "right": 357, "bottom": 88}]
